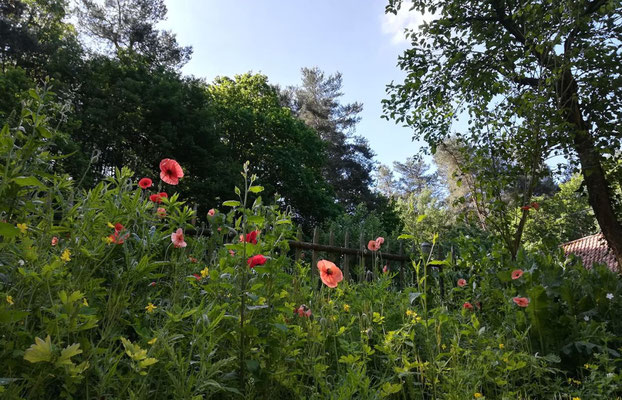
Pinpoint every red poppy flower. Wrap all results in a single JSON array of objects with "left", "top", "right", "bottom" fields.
[
  {"left": 247, "top": 254, "right": 267, "bottom": 268},
  {"left": 114, "top": 223, "right": 124, "bottom": 232},
  {"left": 511, "top": 269, "right": 524, "bottom": 280},
  {"left": 149, "top": 281, "right": 156, "bottom": 287},
  {"left": 317, "top": 260, "right": 344, "bottom": 288},
  {"left": 51, "top": 236, "right": 58, "bottom": 246},
  {"left": 150, "top": 194, "right": 161, "bottom": 203},
  {"left": 457, "top": 278, "right": 467, "bottom": 287},
  {"left": 530, "top": 202, "right": 540, "bottom": 210},
  {"left": 159, "top": 159, "right": 184, "bottom": 185},
  {"left": 138, "top": 177, "right": 153, "bottom": 189},
  {"left": 294, "top": 305, "right": 311, "bottom": 318},
  {"left": 513, "top": 297, "right": 529, "bottom": 307},
  {"left": 463, "top": 302, "right": 474, "bottom": 311},
  {"left": 383, "top": 265, "right": 389, "bottom": 274},
  {"left": 171, "top": 228, "right": 187, "bottom": 248},
  {"left": 109, "top": 231, "right": 129, "bottom": 244},
  {"left": 208, "top": 208, "right": 215, "bottom": 216},
  {"left": 188, "top": 257, "right": 198, "bottom": 263},
  {"left": 240, "top": 230, "right": 259, "bottom": 244},
  {"left": 192, "top": 273, "right": 202, "bottom": 281},
  {"left": 368, "top": 240, "right": 380, "bottom": 251},
  {"left": 521, "top": 205, "right": 531, "bottom": 211}
]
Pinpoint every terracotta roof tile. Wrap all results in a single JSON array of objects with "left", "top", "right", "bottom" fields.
[{"left": 562, "top": 233, "right": 619, "bottom": 272}]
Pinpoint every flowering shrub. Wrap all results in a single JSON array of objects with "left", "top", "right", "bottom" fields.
[{"left": 0, "top": 89, "right": 621, "bottom": 399}]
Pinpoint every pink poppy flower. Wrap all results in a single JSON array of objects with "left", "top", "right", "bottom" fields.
[
  {"left": 247, "top": 254, "right": 267, "bottom": 268},
  {"left": 229, "top": 250, "right": 235, "bottom": 256},
  {"left": 383, "top": 265, "right": 389, "bottom": 274},
  {"left": 457, "top": 278, "right": 467, "bottom": 287},
  {"left": 368, "top": 240, "right": 380, "bottom": 251},
  {"left": 513, "top": 297, "right": 529, "bottom": 307},
  {"left": 156, "top": 207, "right": 166, "bottom": 218},
  {"left": 511, "top": 269, "right": 523, "bottom": 280},
  {"left": 149, "top": 281, "right": 156, "bottom": 287},
  {"left": 317, "top": 260, "right": 344, "bottom": 288},
  {"left": 138, "top": 177, "right": 152, "bottom": 189},
  {"left": 51, "top": 236, "right": 58, "bottom": 246},
  {"left": 171, "top": 228, "right": 187, "bottom": 248},
  {"left": 463, "top": 302, "right": 474, "bottom": 311},
  {"left": 376, "top": 237, "right": 385, "bottom": 245},
  {"left": 159, "top": 159, "right": 184, "bottom": 185},
  {"left": 208, "top": 208, "right": 215, "bottom": 216}
]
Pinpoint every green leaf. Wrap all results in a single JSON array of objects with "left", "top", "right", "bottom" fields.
[
  {"left": 36, "top": 126, "right": 52, "bottom": 138},
  {"left": 416, "top": 214, "right": 427, "bottom": 223},
  {"left": 247, "top": 215, "right": 264, "bottom": 225},
  {"left": 24, "top": 336, "right": 53, "bottom": 363},
  {"left": 275, "top": 219, "right": 292, "bottom": 225},
  {"left": 0, "top": 309, "right": 29, "bottom": 324},
  {"left": 223, "top": 200, "right": 241, "bottom": 207},
  {"left": 56, "top": 343, "right": 82, "bottom": 367},
  {"left": 248, "top": 185, "right": 264, "bottom": 193},
  {"left": 12, "top": 176, "right": 45, "bottom": 188},
  {"left": 398, "top": 234, "right": 415, "bottom": 240},
  {"left": 0, "top": 223, "right": 19, "bottom": 238}
]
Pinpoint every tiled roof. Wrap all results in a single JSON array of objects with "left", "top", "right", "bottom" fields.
[{"left": 562, "top": 233, "right": 619, "bottom": 272}]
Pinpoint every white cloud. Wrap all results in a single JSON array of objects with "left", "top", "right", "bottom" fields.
[{"left": 380, "top": 1, "right": 433, "bottom": 45}]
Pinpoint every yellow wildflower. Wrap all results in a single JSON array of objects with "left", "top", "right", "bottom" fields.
[
  {"left": 148, "top": 337, "right": 157, "bottom": 345},
  {"left": 499, "top": 343, "right": 504, "bottom": 349},
  {"left": 83, "top": 298, "right": 88, "bottom": 307},
  {"left": 17, "top": 223, "right": 27, "bottom": 234},
  {"left": 200, "top": 267, "right": 209, "bottom": 278},
  {"left": 406, "top": 309, "right": 415, "bottom": 317},
  {"left": 415, "top": 316, "right": 422, "bottom": 322},
  {"left": 584, "top": 363, "right": 590, "bottom": 369},
  {"left": 145, "top": 303, "right": 157, "bottom": 313},
  {"left": 441, "top": 344, "right": 447, "bottom": 350},
  {"left": 474, "top": 393, "right": 483, "bottom": 399},
  {"left": 343, "top": 304, "right": 350, "bottom": 312},
  {"left": 6, "top": 295, "right": 14, "bottom": 305},
  {"left": 61, "top": 249, "right": 71, "bottom": 262},
  {"left": 104, "top": 236, "right": 114, "bottom": 244},
  {"left": 572, "top": 397, "right": 581, "bottom": 400}
]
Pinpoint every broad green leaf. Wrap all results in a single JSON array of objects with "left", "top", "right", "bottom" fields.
[
  {"left": 248, "top": 185, "right": 264, "bottom": 193},
  {"left": 24, "top": 336, "right": 53, "bottom": 363},
  {"left": 247, "top": 215, "right": 264, "bottom": 225},
  {"left": 397, "top": 234, "right": 415, "bottom": 240},
  {"left": 57, "top": 343, "right": 82, "bottom": 366},
  {"left": 223, "top": 200, "right": 240, "bottom": 207},
  {"left": 0, "top": 310, "right": 29, "bottom": 324},
  {"left": 0, "top": 223, "right": 19, "bottom": 238}
]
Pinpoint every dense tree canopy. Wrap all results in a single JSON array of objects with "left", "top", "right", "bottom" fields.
[{"left": 384, "top": 0, "right": 622, "bottom": 263}]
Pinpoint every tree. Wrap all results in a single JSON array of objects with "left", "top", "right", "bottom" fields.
[
  {"left": 76, "top": 0, "right": 191, "bottom": 68},
  {"left": 384, "top": 0, "right": 622, "bottom": 265},
  {"left": 208, "top": 73, "right": 339, "bottom": 226},
  {"left": 376, "top": 163, "right": 396, "bottom": 198},
  {"left": 285, "top": 67, "right": 378, "bottom": 212},
  {"left": 393, "top": 156, "right": 440, "bottom": 198}
]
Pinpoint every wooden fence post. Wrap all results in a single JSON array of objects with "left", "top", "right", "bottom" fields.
[
  {"left": 359, "top": 231, "right": 365, "bottom": 283},
  {"left": 343, "top": 231, "right": 350, "bottom": 281},
  {"left": 311, "top": 227, "right": 319, "bottom": 285},
  {"left": 295, "top": 227, "right": 303, "bottom": 261},
  {"left": 191, "top": 204, "right": 198, "bottom": 226},
  {"left": 328, "top": 229, "right": 335, "bottom": 262}
]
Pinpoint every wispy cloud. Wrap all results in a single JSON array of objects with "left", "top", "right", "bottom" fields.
[{"left": 380, "top": 2, "right": 432, "bottom": 45}]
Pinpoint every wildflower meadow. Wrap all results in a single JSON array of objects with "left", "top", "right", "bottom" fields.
[{"left": 2, "top": 0, "right": 622, "bottom": 399}]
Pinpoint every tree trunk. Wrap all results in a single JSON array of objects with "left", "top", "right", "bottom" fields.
[{"left": 558, "top": 69, "right": 622, "bottom": 268}]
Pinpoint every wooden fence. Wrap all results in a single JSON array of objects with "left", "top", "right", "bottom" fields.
[{"left": 288, "top": 227, "right": 413, "bottom": 288}]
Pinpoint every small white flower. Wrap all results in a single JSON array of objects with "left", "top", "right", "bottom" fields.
[
  {"left": 584, "top": 315, "right": 590, "bottom": 321},
  {"left": 606, "top": 293, "right": 614, "bottom": 300},
  {"left": 18, "top": 260, "right": 24, "bottom": 266},
  {"left": 606, "top": 373, "right": 614, "bottom": 378}
]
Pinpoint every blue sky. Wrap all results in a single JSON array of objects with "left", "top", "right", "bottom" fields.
[{"left": 161, "top": 0, "right": 429, "bottom": 168}]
